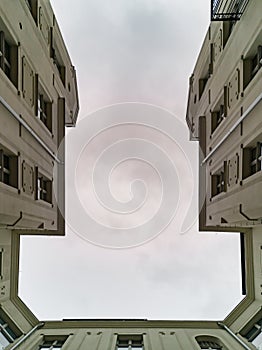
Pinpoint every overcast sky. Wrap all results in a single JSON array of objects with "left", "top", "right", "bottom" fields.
[{"left": 19, "top": 0, "right": 243, "bottom": 321}]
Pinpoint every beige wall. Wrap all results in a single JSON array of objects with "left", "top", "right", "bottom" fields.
[
  {"left": 0, "top": 0, "right": 78, "bottom": 232},
  {"left": 15, "top": 323, "right": 245, "bottom": 350},
  {"left": 186, "top": 0, "right": 262, "bottom": 228}
]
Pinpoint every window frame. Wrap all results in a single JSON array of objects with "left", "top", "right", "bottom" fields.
[
  {"left": 242, "top": 142, "right": 262, "bottom": 180},
  {"left": 35, "top": 75, "right": 53, "bottom": 133},
  {"left": 0, "top": 148, "right": 18, "bottom": 189},
  {"left": 35, "top": 167, "right": 52, "bottom": 204},
  {"left": 25, "top": 0, "right": 38, "bottom": 23},
  {"left": 50, "top": 28, "right": 66, "bottom": 86},
  {"left": 240, "top": 311, "right": 262, "bottom": 349},
  {"left": 243, "top": 45, "right": 262, "bottom": 89},
  {"left": 38, "top": 336, "right": 68, "bottom": 350},
  {"left": 116, "top": 334, "right": 144, "bottom": 350},
  {"left": 0, "top": 29, "right": 18, "bottom": 88},
  {"left": 211, "top": 86, "right": 227, "bottom": 134},
  {"left": 211, "top": 162, "right": 227, "bottom": 198},
  {"left": 196, "top": 336, "right": 226, "bottom": 350},
  {"left": 0, "top": 311, "right": 21, "bottom": 349}
]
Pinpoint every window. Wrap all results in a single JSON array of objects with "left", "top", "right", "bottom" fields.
[
  {"left": 243, "top": 45, "right": 262, "bottom": 89},
  {"left": 198, "top": 54, "right": 211, "bottom": 101},
  {"left": 199, "top": 77, "right": 208, "bottom": 100},
  {"left": 198, "top": 341, "right": 222, "bottom": 350},
  {"left": 211, "top": 164, "right": 226, "bottom": 197},
  {"left": 0, "top": 249, "right": 3, "bottom": 279},
  {"left": 116, "top": 335, "right": 143, "bottom": 350},
  {"left": 53, "top": 57, "right": 66, "bottom": 86},
  {"left": 25, "top": 0, "right": 38, "bottom": 23},
  {"left": 211, "top": 105, "right": 225, "bottom": 133},
  {"left": 36, "top": 78, "right": 52, "bottom": 132},
  {"left": 198, "top": 340, "right": 222, "bottom": 349},
  {"left": 50, "top": 29, "right": 66, "bottom": 86},
  {"left": 0, "top": 148, "right": 18, "bottom": 188},
  {"left": 0, "top": 314, "right": 20, "bottom": 350},
  {"left": 242, "top": 142, "right": 262, "bottom": 179},
  {"left": 38, "top": 338, "right": 66, "bottom": 350},
  {"left": 251, "top": 46, "right": 262, "bottom": 77},
  {"left": 196, "top": 336, "right": 226, "bottom": 350},
  {"left": 211, "top": 87, "right": 227, "bottom": 133},
  {"left": 37, "top": 94, "right": 52, "bottom": 130},
  {"left": 36, "top": 169, "right": 52, "bottom": 204},
  {"left": 0, "top": 30, "right": 18, "bottom": 87},
  {"left": 223, "top": 21, "right": 235, "bottom": 48},
  {"left": 241, "top": 313, "right": 262, "bottom": 349}
]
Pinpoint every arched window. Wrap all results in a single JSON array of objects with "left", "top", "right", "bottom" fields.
[{"left": 196, "top": 336, "right": 227, "bottom": 350}]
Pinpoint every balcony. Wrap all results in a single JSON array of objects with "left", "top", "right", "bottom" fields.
[{"left": 211, "top": 0, "right": 249, "bottom": 21}]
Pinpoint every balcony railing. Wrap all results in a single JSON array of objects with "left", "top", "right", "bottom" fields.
[{"left": 211, "top": 0, "right": 249, "bottom": 21}]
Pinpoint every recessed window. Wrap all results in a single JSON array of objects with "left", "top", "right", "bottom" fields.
[
  {"left": 38, "top": 338, "right": 67, "bottom": 349},
  {"left": 36, "top": 169, "right": 52, "bottom": 204},
  {"left": 116, "top": 335, "right": 144, "bottom": 350},
  {"left": 199, "top": 77, "right": 208, "bottom": 100},
  {"left": 0, "top": 249, "right": 3, "bottom": 279},
  {"left": 198, "top": 54, "right": 211, "bottom": 101},
  {"left": 196, "top": 336, "right": 227, "bottom": 350},
  {"left": 25, "top": 0, "right": 38, "bottom": 23},
  {"left": 251, "top": 46, "right": 262, "bottom": 77},
  {"left": 35, "top": 76, "right": 52, "bottom": 132},
  {"left": 223, "top": 21, "right": 235, "bottom": 48},
  {"left": 37, "top": 94, "right": 52, "bottom": 131},
  {"left": 0, "top": 148, "right": 18, "bottom": 188},
  {"left": 211, "top": 165, "right": 226, "bottom": 197},
  {"left": 0, "top": 30, "right": 18, "bottom": 87},
  {"left": 211, "top": 87, "right": 227, "bottom": 133},
  {"left": 242, "top": 142, "right": 262, "bottom": 179},
  {"left": 0, "top": 313, "right": 20, "bottom": 349},
  {"left": 243, "top": 45, "right": 262, "bottom": 89},
  {"left": 211, "top": 106, "right": 224, "bottom": 133},
  {"left": 198, "top": 340, "right": 222, "bottom": 349},
  {"left": 50, "top": 29, "right": 66, "bottom": 86},
  {"left": 54, "top": 58, "right": 66, "bottom": 86},
  {"left": 241, "top": 312, "right": 262, "bottom": 349}
]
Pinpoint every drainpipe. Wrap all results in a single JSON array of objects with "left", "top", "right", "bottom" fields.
[
  {"left": 0, "top": 96, "right": 62, "bottom": 164},
  {"left": 9, "top": 322, "right": 45, "bottom": 350},
  {"left": 217, "top": 322, "right": 252, "bottom": 350},
  {"left": 201, "top": 92, "right": 262, "bottom": 165}
]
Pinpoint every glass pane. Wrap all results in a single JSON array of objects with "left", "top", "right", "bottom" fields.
[
  {"left": 0, "top": 333, "right": 10, "bottom": 349},
  {"left": 5, "top": 325, "right": 16, "bottom": 340},
  {"left": 253, "top": 331, "right": 262, "bottom": 349}
]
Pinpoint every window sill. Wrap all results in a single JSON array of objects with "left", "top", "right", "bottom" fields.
[
  {"left": 242, "top": 170, "right": 262, "bottom": 186},
  {"left": 0, "top": 69, "right": 18, "bottom": 95},
  {"left": 244, "top": 68, "right": 262, "bottom": 95},
  {"left": 35, "top": 117, "right": 53, "bottom": 139},
  {"left": 35, "top": 199, "right": 53, "bottom": 208},
  {"left": 210, "top": 191, "right": 226, "bottom": 202},
  {"left": 0, "top": 182, "right": 19, "bottom": 194}
]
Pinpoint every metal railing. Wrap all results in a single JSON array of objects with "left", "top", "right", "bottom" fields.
[{"left": 211, "top": 0, "right": 250, "bottom": 21}]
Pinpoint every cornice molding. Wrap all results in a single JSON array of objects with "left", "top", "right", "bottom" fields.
[{"left": 42, "top": 319, "right": 221, "bottom": 329}]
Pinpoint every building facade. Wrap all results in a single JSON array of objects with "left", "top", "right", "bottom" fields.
[
  {"left": 0, "top": 0, "right": 78, "bottom": 233},
  {"left": 0, "top": 0, "right": 261, "bottom": 350}
]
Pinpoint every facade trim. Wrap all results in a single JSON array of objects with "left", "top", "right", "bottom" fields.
[
  {"left": 0, "top": 95, "right": 62, "bottom": 164},
  {"left": 217, "top": 322, "right": 252, "bottom": 350},
  {"left": 201, "top": 92, "right": 262, "bottom": 165},
  {"left": 9, "top": 322, "right": 45, "bottom": 350}
]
